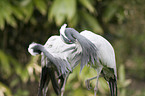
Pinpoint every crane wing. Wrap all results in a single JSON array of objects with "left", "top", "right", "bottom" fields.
[
  {"left": 80, "top": 30, "right": 117, "bottom": 77},
  {"left": 44, "top": 36, "right": 79, "bottom": 73},
  {"left": 72, "top": 33, "right": 98, "bottom": 73}
]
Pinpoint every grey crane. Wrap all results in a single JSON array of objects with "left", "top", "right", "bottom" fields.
[
  {"left": 28, "top": 42, "right": 72, "bottom": 96},
  {"left": 59, "top": 24, "right": 117, "bottom": 96},
  {"left": 42, "top": 36, "right": 81, "bottom": 96}
]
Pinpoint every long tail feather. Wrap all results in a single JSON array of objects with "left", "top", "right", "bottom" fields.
[
  {"left": 108, "top": 78, "right": 117, "bottom": 96},
  {"left": 115, "top": 79, "right": 117, "bottom": 96},
  {"left": 38, "top": 67, "right": 50, "bottom": 96},
  {"left": 49, "top": 69, "right": 60, "bottom": 95},
  {"left": 109, "top": 81, "right": 113, "bottom": 96},
  {"left": 38, "top": 67, "right": 61, "bottom": 96}
]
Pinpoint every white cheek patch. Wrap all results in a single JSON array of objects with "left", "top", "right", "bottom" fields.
[{"left": 60, "top": 24, "right": 68, "bottom": 39}]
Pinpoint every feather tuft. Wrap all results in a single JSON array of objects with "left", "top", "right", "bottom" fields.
[{"left": 60, "top": 24, "right": 67, "bottom": 39}]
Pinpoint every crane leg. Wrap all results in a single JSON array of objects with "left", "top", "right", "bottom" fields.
[
  {"left": 60, "top": 77, "right": 66, "bottom": 96},
  {"left": 85, "top": 76, "right": 97, "bottom": 90},
  {"left": 60, "top": 72, "right": 69, "bottom": 96},
  {"left": 94, "top": 67, "right": 102, "bottom": 96},
  {"left": 42, "top": 80, "right": 49, "bottom": 96},
  {"left": 85, "top": 75, "right": 103, "bottom": 90}
]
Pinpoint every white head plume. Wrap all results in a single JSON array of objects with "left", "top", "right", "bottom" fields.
[{"left": 60, "top": 24, "right": 67, "bottom": 39}]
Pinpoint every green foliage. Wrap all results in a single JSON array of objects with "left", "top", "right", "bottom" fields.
[
  {"left": 79, "top": 0, "right": 95, "bottom": 13},
  {"left": 34, "top": 0, "right": 47, "bottom": 15},
  {"left": 80, "top": 11, "right": 103, "bottom": 34},
  {"left": 0, "top": 82, "right": 12, "bottom": 96},
  {"left": 0, "top": 0, "right": 17, "bottom": 29},
  {"left": 49, "top": 0, "right": 77, "bottom": 25},
  {"left": 62, "top": 66, "right": 109, "bottom": 96},
  {"left": 0, "top": 50, "right": 40, "bottom": 95},
  {"left": 14, "top": 89, "right": 29, "bottom": 96},
  {"left": 0, "top": 50, "right": 11, "bottom": 78},
  {"left": 118, "top": 64, "right": 131, "bottom": 96},
  {"left": 0, "top": 0, "right": 104, "bottom": 34},
  {"left": 0, "top": 50, "right": 29, "bottom": 82}
]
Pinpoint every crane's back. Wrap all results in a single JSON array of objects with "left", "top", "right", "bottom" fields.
[{"left": 80, "top": 31, "right": 116, "bottom": 76}]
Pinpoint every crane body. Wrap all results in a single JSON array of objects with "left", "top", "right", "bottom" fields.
[
  {"left": 60, "top": 24, "right": 117, "bottom": 96},
  {"left": 28, "top": 41, "right": 72, "bottom": 96}
]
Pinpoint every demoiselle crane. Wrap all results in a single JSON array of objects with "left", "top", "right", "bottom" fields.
[
  {"left": 28, "top": 35, "right": 81, "bottom": 96},
  {"left": 43, "top": 36, "right": 82, "bottom": 96},
  {"left": 59, "top": 24, "right": 117, "bottom": 96},
  {"left": 28, "top": 42, "right": 73, "bottom": 96}
]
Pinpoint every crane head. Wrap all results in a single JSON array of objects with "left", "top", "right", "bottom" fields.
[
  {"left": 28, "top": 43, "right": 42, "bottom": 56},
  {"left": 60, "top": 24, "right": 76, "bottom": 44}
]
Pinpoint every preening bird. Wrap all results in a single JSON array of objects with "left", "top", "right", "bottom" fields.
[
  {"left": 28, "top": 42, "right": 72, "bottom": 96},
  {"left": 42, "top": 36, "right": 81, "bottom": 96},
  {"left": 59, "top": 24, "right": 117, "bottom": 96}
]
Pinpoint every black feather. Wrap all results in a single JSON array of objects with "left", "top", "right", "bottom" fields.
[
  {"left": 49, "top": 69, "right": 60, "bottom": 95},
  {"left": 101, "top": 68, "right": 117, "bottom": 96},
  {"left": 108, "top": 78, "right": 117, "bottom": 96},
  {"left": 38, "top": 67, "right": 50, "bottom": 96},
  {"left": 38, "top": 66, "right": 61, "bottom": 96},
  {"left": 64, "top": 28, "right": 98, "bottom": 72}
]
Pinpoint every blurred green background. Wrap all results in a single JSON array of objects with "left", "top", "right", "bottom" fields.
[{"left": 0, "top": 0, "right": 145, "bottom": 96}]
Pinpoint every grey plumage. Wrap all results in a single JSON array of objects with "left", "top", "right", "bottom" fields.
[
  {"left": 38, "top": 66, "right": 60, "bottom": 96},
  {"left": 60, "top": 24, "right": 117, "bottom": 96},
  {"left": 28, "top": 43, "right": 71, "bottom": 75},
  {"left": 65, "top": 28, "right": 98, "bottom": 72},
  {"left": 38, "top": 55, "right": 60, "bottom": 96},
  {"left": 43, "top": 36, "right": 82, "bottom": 96},
  {"left": 28, "top": 42, "right": 72, "bottom": 96}
]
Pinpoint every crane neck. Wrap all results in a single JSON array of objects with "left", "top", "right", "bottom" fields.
[
  {"left": 66, "top": 28, "right": 98, "bottom": 72},
  {"left": 65, "top": 28, "right": 87, "bottom": 43},
  {"left": 30, "top": 43, "right": 72, "bottom": 75},
  {"left": 66, "top": 28, "right": 93, "bottom": 47},
  {"left": 33, "top": 44, "right": 55, "bottom": 61}
]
